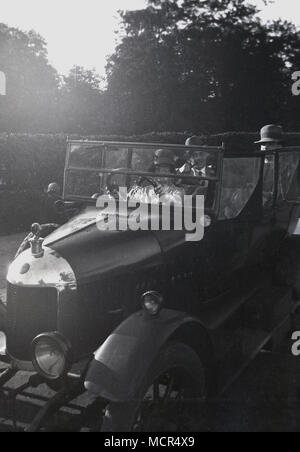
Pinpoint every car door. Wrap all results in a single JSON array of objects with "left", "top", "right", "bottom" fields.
[
  {"left": 275, "top": 150, "right": 300, "bottom": 235},
  {"left": 216, "top": 155, "right": 261, "bottom": 281},
  {"left": 249, "top": 153, "right": 278, "bottom": 263},
  {"left": 249, "top": 151, "right": 297, "bottom": 269}
]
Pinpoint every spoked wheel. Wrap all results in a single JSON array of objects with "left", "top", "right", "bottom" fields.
[{"left": 101, "top": 342, "right": 207, "bottom": 432}]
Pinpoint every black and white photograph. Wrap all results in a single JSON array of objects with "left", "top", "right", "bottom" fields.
[{"left": 1, "top": 0, "right": 300, "bottom": 435}]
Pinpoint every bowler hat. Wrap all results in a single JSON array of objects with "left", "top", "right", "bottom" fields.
[
  {"left": 255, "top": 125, "right": 284, "bottom": 144},
  {"left": 185, "top": 136, "right": 203, "bottom": 146}
]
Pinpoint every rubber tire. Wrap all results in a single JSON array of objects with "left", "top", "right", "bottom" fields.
[{"left": 101, "top": 341, "right": 206, "bottom": 432}]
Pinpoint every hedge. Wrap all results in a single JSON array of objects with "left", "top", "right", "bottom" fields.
[
  {"left": 0, "top": 189, "right": 45, "bottom": 234},
  {"left": 0, "top": 132, "right": 189, "bottom": 234},
  {"left": 2, "top": 131, "right": 300, "bottom": 190},
  {"left": 196, "top": 132, "right": 300, "bottom": 152},
  {"left": 1, "top": 131, "right": 300, "bottom": 235}
]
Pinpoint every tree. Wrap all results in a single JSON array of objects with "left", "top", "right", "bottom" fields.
[
  {"left": 58, "top": 66, "right": 106, "bottom": 134},
  {"left": 105, "top": 0, "right": 300, "bottom": 134},
  {"left": 0, "top": 24, "right": 59, "bottom": 132}
]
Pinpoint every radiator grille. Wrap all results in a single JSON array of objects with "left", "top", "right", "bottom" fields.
[{"left": 6, "top": 284, "right": 58, "bottom": 361}]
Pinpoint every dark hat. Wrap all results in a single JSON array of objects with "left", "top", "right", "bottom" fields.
[
  {"left": 185, "top": 136, "right": 203, "bottom": 146},
  {"left": 154, "top": 149, "right": 175, "bottom": 168},
  {"left": 255, "top": 125, "right": 284, "bottom": 144}
]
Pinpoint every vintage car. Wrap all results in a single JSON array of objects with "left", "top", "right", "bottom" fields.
[{"left": 0, "top": 139, "right": 300, "bottom": 432}]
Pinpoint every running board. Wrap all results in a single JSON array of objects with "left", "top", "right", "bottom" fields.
[
  {"left": 219, "top": 315, "right": 291, "bottom": 395},
  {"left": 212, "top": 285, "right": 293, "bottom": 393}
]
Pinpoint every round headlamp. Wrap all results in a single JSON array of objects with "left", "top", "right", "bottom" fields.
[
  {"left": 31, "top": 332, "right": 72, "bottom": 380},
  {"left": 141, "top": 291, "right": 164, "bottom": 316}
]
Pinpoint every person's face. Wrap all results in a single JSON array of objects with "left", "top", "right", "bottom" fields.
[
  {"left": 191, "top": 152, "right": 207, "bottom": 169},
  {"left": 155, "top": 165, "right": 174, "bottom": 184},
  {"left": 261, "top": 141, "right": 282, "bottom": 152}
]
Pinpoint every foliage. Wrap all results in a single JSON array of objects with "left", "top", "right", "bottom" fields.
[
  {"left": 0, "top": 24, "right": 59, "bottom": 133},
  {"left": 105, "top": 0, "right": 300, "bottom": 134},
  {"left": 1, "top": 130, "right": 300, "bottom": 189},
  {"left": 0, "top": 189, "right": 46, "bottom": 234},
  {"left": 1, "top": 1, "right": 300, "bottom": 135},
  {"left": 0, "top": 130, "right": 300, "bottom": 234},
  {"left": 58, "top": 66, "right": 107, "bottom": 134}
]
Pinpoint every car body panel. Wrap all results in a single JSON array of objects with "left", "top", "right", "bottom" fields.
[{"left": 84, "top": 308, "right": 213, "bottom": 402}]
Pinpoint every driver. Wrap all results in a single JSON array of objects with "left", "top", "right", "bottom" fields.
[
  {"left": 178, "top": 151, "right": 210, "bottom": 178},
  {"left": 129, "top": 149, "right": 185, "bottom": 204},
  {"left": 177, "top": 139, "right": 216, "bottom": 197},
  {"left": 255, "top": 124, "right": 284, "bottom": 207},
  {"left": 178, "top": 136, "right": 215, "bottom": 187}
]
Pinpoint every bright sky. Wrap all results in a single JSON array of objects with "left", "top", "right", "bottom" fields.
[{"left": 0, "top": 0, "right": 299, "bottom": 76}]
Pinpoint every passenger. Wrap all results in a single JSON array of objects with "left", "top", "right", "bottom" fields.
[
  {"left": 129, "top": 149, "right": 185, "bottom": 204},
  {"left": 255, "top": 124, "right": 284, "bottom": 152},
  {"left": 255, "top": 124, "right": 284, "bottom": 206},
  {"left": 177, "top": 136, "right": 214, "bottom": 195},
  {"left": 179, "top": 136, "right": 204, "bottom": 178},
  {"left": 178, "top": 151, "right": 209, "bottom": 178}
]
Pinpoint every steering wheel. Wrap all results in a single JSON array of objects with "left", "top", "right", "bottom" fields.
[
  {"left": 105, "top": 168, "right": 130, "bottom": 196},
  {"left": 190, "top": 182, "right": 209, "bottom": 197},
  {"left": 138, "top": 175, "right": 160, "bottom": 189}
]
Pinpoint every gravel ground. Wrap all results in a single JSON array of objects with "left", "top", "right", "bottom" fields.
[{"left": 1, "top": 229, "right": 300, "bottom": 431}]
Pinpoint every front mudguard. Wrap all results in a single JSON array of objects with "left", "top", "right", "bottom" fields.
[{"left": 85, "top": 309, "right": 213, "bottom": 403}]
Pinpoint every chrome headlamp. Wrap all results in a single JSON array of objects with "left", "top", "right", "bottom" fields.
[
  {"left": 141, "top": 291, "right": 164, "bottom": 316},
  {"left": 31, "top": 332, "right": 72, "bottom": 380}
]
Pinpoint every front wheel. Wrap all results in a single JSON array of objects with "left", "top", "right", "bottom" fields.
[{"left": 101, "top": 342, "right": 207, "bottom": 432}]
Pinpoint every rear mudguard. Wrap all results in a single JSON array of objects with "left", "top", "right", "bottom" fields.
[{"left": 84, "top": 309, "right": 214, "bottom": 402}]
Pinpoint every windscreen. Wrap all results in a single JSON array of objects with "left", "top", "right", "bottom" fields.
[{"left": 64, "top": 142, "right": 221, "bottom": 209}]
